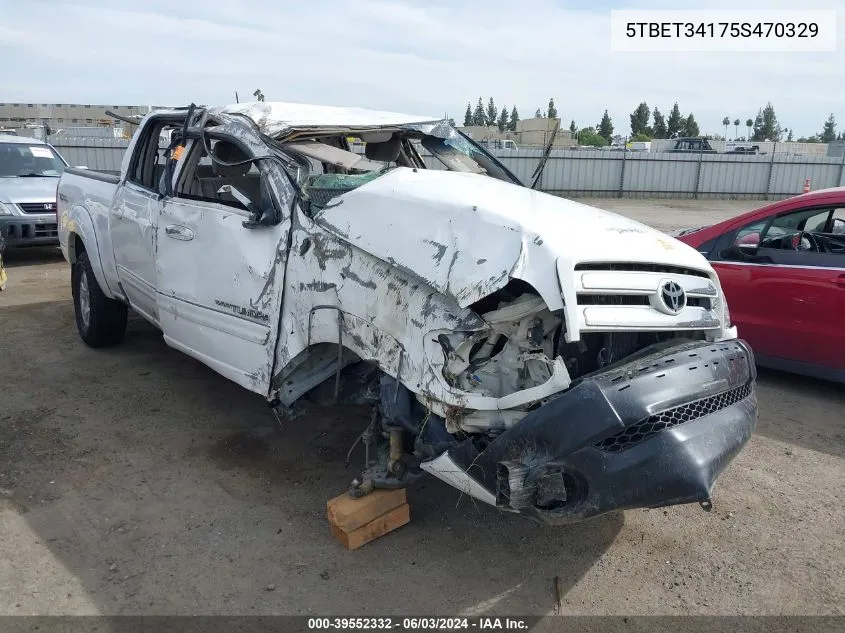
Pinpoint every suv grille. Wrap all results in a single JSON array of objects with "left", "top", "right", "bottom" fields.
[
  {"left": 575, "top": 262, "right": 711, "bottom": 279},
  {"left": 19, "top": 202, "right": 57, "bottom": 214},
  {"left": 595, "top": 383, "right": 753, "bottom": 453}
]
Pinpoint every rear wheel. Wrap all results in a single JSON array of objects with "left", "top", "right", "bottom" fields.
[{"left": 72, "top": 251, "right": 127, "bottom": 347}]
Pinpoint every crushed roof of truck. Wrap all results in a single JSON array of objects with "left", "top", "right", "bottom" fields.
[{"left": 209, "top": 101, "right": 443, "bottom": 138}]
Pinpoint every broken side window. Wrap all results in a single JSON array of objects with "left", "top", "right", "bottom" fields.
[
  {"left": 173, "top": 137, "right": 273, "bottom": 215},
  {"left": 284, "top": 133, "right": 404, "bottom": 214},
  {"left": 128, "top": 120, "right": 182, "bottom": 192}
]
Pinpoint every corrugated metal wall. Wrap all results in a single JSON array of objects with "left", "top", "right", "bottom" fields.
[
  {"left": 48, "top": 138, "right": 845, "bottom": 200},
  {"left": 51, "top": 137, "right": 128, "bottom": 174}
]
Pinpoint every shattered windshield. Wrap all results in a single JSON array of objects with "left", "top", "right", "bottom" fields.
[
  {"left": 420, "top": 129, "right": 519, "bottom": 183},
  {"left": 0, "top": 143, "right": 65, "bottom": 177},
  {"left": 282, "top": 126, "right": 518, "bottom": 182},
  {"left": 275, "top": 123, "right": 521, "bottom": 214}
]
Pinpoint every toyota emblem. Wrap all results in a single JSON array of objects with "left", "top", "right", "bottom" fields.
[{"left": 659, "top": 280, "right": 687, "bottom": 314}]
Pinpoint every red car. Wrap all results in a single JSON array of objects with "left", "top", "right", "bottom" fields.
[{"left": 676, "top": 188, "right": 845, "bottom": 383}]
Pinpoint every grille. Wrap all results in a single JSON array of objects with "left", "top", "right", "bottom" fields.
[
  {"left": 19, "top": 202, "right": 57, "bottom": 214},
  {"left": 575, "top": 262, "right": 710, "bottom": 279},
  {"left": 577, "top": 294, "right": 650, "bottom": 306},
  {"left": 577, "top": 294, "right": 709, "bottom": 308},
  {"left": 34, "top": 223, "right": 58, "bottom": 237},
  {"left": 595, "top": 383, "right": 752, "bottom": 453}
]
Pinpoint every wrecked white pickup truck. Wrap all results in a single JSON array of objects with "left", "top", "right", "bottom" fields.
[{"left": 57, "top": 102, "right": 757, "bottom": 524}]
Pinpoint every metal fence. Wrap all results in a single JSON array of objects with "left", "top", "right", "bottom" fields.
[
  {"left": 51, "top": 137, "right": 128, "bottom": 175},
  {"left": 49, "top": 138, "right": 845, "bottom": 200}
]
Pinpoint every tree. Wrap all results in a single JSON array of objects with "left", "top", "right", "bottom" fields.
[
  {"left": 786, "top": 128, "right": 794, "bottom": 142},
  {"left": 508, "top": 106, "right": 520, "bottom": 132},
  {"left": 751, "top": 110, "right": 764, "bottom": 141},
  {"left": 631, "top": 132, "right": 652, "bottom": 142},
  {"left": 598, "top": 109, "right": 614, "bottom": 140},
  {"left": 667, "top": 103, "right": 683, "bottom": 138},
  {"left": 745, "top": 118, "right": 753, "bottom": 139},
  {"left": 534, "top": 108, "right": 543, "bottom": 118},
  {"left": 820, "top": 113, "right": 837, "bottom": 143},
  {"left": 473, "top": 98, "right": 486, "bottom": 126},
  {"left": 569, "top": 120, "right": 576, "bottom": 134},
  {"left": 752, "top": 103, "right": 782, "bottom": 141},
  {"left": 447, "top": 118, "right": 456, "bottom": 127},
  {"left": 486, "top": 98, "right": 498, "bottom": 127},
  {"left": 577, "top": 127, "right": 607, "bottom": 147},
  {"left": 682, "top": 113, "right": 700, "bottom": 137},
  {"left": 733, "top": 118, "right": 740, "bottom": 139},
  {"left": 497, "top": 105, "right": 509, "bottom": 132},
  {"left": 722, "top": 116, "right": 730, "bottom": 138},
  {"left": 630, "top": 102, "right": 650, "bottom": 136},
  {"left": 463, "top": 103, "right": 472, "bottom": 127},
  {"left": 652, "top": 107, "right": 667, "bottom": 138},
  {"left": 253, "top": 89, "right": 265, "bottom": 102},
  {"left": 547, "top": 98, "right": 558, "bottom": 119}
]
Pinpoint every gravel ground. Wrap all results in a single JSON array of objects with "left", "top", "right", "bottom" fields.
[{"left": 0, "top": 199, "right": 842, "bottom": 619}]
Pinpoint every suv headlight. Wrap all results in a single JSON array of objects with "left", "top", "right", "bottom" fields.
[{"left": 0, "top": 202, "right": 13, "bottom": 216}]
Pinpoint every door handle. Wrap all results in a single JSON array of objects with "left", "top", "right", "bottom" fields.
[
  {"left": 832, "top": 274, "right": 845, "bottom": 288},
  {"left": 164, "top": 225, "right": 194, "bottom": 241}
]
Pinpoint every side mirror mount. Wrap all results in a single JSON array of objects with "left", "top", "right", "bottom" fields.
[
  {"left": 217, "top": 184, "right": 269, "bottom": 228},
  {"left": 736, "top": 242, "right": 759, "bottom": 256},
  {"left": 721, "top": 233, "right": 760, "bottom": 260},
  {"left": 217, "top": 184, "right": 253, "bottom": 210}
]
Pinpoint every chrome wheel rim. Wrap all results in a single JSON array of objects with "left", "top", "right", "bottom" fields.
[{"left": 79, "top": 272, "right": 91, "bottom": 329}]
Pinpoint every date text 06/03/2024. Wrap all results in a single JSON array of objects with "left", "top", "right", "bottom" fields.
[{"left": 306, "top": 617, "right": 530, "bottom": 630}]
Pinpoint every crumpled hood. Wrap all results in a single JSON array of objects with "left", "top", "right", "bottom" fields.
[
  {"left": 316, "top": 167, "right": 715, "bottom": 311},
  {"left": 0, "top": 176, "right": 60, "bottom": 205}
]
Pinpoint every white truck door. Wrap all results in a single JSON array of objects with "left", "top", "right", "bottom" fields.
[
  {"left": 155, "top": 137, "right": 291, "bottom": 395},
  {"left": 111, "top": 117, "right": 181, "bottom": 325}
]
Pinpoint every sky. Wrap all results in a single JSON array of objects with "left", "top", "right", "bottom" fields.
[{"left": 1, "top": 0, "right": 844, "bottom": 138}]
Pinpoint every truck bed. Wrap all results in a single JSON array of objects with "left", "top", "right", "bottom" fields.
[
  {"left": 57, "top": 167, "right": 122, "bottom": 293},
  {"left": 63, "top": 167, "right": 120, "bottom": 185}
]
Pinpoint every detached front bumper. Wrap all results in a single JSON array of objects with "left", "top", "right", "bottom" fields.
[
  {"left": 0, "top": 215, "right": 60, "bottom": 247},
  {"left": 422, "top": 339, "right": 757, "bottom": 524}
]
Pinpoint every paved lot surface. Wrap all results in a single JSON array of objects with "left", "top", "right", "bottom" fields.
[{"left": 0, "top": 200, "right": 842, "bottom": 618}]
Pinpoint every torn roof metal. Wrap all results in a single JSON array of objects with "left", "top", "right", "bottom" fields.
[{"left": 209, "top": 101, "right": 443, "bottom": 138}]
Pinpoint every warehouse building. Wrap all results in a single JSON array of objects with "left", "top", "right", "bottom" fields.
[{"left": 0, "top": 103, "right": 165, "bottom": 134}]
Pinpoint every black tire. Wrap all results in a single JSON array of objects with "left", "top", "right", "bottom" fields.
[{"left": 72, "top": 251, "right": 128, "bottom": 347}]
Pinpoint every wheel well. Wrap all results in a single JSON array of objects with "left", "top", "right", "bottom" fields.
[{"left": 69, "top": 232, "right": 86, "bottom": 263}]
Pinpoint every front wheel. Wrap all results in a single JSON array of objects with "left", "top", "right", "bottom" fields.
[{"left": 72, "top": 251, "right": 127, "bottom": 347}]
